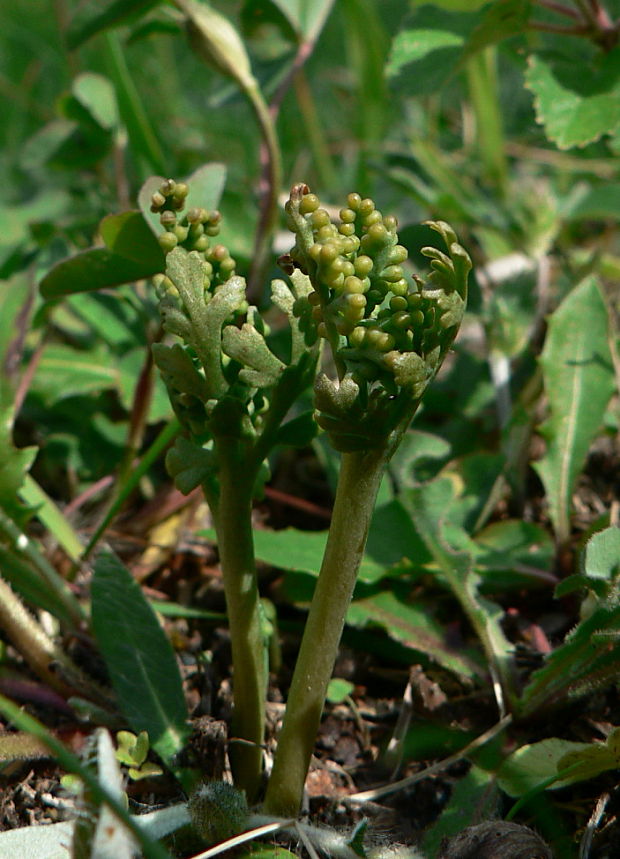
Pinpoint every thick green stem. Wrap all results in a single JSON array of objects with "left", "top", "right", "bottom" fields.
[
  {"left": 213, "top": 443, "right": 266, "bottom": 801},
  {"left": 263, "top": 447, "right": 386, "bottom": 816}
]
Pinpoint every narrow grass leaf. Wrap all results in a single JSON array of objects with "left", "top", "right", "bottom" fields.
[
  {"left": 91, "top": 552, "right": 189, "bottom": 767},
  {"left": 534, "top": 277, "right": 614, "bottom": 542}
]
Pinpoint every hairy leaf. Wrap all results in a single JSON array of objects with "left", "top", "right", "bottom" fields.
[
  {"left": 91, "top": 552, "right": 189, "bottom": 767},
  {"left": 534, "top": 277, "right": 614, "bottom": 542}
]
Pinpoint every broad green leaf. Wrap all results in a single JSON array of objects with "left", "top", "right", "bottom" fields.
[
  {"left": 387, "top": 29, "right": 464, "bottom": 77},
  {"left": 39, "top": 247, "right": 164, "bottom": 299},
  {"left": 66, "top": 0, "right": 161, "bottom": 49},
  {"left": 201, "top": 525, "right": 386, "bottom": 583},
  {"left": 556, "top": 526, "right": 620, "bottom": 602},
  {"left": 565, "top": 183, "right": 620, "bottom": 221},
  {"left": 534, "top": 277, "right": 614, "bottom": 542},
  {"left": 100, "top": 210, "right": 165, "bottom": 266},
  {"left": 582, "top": 526, "right": 620, "bottom": 581},
  {"left": 557, "top": 727, "right": 620, "bottom": 783},
  {"left": 0, "top": 191, "right": 70, "bottom": 248},
  {"left": 473, "top": 519, "right": 555, "bottom": 591},
  {"left": 30, "top": 344, "right": 122, "bottom": 403},
  {"left": 460, "top": 0, "right": 531, "bottom": 59},
  {"left": 497, "top": 737, "right": 590, "bottom": 796},
  {"left": 525, "top": 50, "right": 620, "bottom": 149},
  {"left": 72, "top": 72, "right": 119, "bottom": 130},
  {"left": 326, "top": 678, "right": 354, "bottom": 703},
  {"left": 347, "top": 590, "right": 480, "bottom": 678},
  {"left": 91, "top": 552, "right": 189, "bottom": 766}
]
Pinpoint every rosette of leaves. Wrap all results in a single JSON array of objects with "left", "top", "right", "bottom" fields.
[
  {"left": 282, "top": 184, "right": 471, "bottom": 452},
  {"left": 149, "top": 179, "right": 318, "bottom": 498}
]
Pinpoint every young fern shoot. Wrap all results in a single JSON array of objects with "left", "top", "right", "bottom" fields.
[
  {"left": 148, "top": 179, "right": 471, "bottom": 816},
  {"left": 264, "top": 185, "right": 471, "bottom": 815}
]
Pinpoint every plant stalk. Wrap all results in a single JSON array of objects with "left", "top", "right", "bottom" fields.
[
  {"left": 246, "top": 83, "right": 283, "bottom": 300},
  {"left": 465, "top": 48, "right": 509, "bottom": 199},
  {"left": 212, "top": 442, "right": 266, "bottom": 802},
  {"left": 263, "top": 447, "right": 386, "bottom": 816}
]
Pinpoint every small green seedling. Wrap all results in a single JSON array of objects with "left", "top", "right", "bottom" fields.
[{"left": 115, "top": 730, "right": 163, "bottom": 781}]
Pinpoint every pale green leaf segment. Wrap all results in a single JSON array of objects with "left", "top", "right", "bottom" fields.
[
  {"left": 149, "top": 177, "right": 471, "bottom": 810},
  {"left": 534, "top": 277, "right": 614, "bottom": 543}
]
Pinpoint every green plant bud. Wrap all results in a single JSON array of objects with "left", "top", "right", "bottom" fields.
[
  {"left": 205, "top": 225, "right": 221, "bottom": 237},
  {"left": 219, "top": 258, "right": 235, "bottom": 275},
  {"left": 384, "top": 214, "right": 398, "bottom": 232},
  {"left": 349, "top": 326, "right": 366, "bottom": 347},
  {"left": 160, "top": 179, "right": 176, "bottom": 196},
  {"left": 390, "top": 295, "right": 408, "bottom": 311},
  {"left": 358, "top": 198, "right": 375, "bottom": 217},
  {"left": 340, "top": 207, "right": 356, "bottom": 223},
  {"left": 308, "top": 291, "right": 321, "bottom": 306},
  {"left": 380, "top": 265, "right": 403, "bottom": 283},
  {"left": 391, "top": 310, "right": 411, "bottom": 329},
  {"left": 174, "top": 225, "right": 189, "bottom": 242},
  {"left": 367, "top": 289, "right": 383, "bottom": 306},
  {"left": 355, "top": 255, "right": 374, "bottom": 277},
  {"left": 320, "top": 243, "right": 340, "bottom": 264},
  {"left": 173, "top": 182, "right": 189, "bottom": 201},
  {"left": 311, "top": 209, "right": 331, "bottom": 229},
  {"left": 158, "top": 231, "right": 178, "bottom": 252},
  {"left": 184, "top": 0, "right": 256, "bottom": 92},
  {"left": 341, "top": 260, "right": 355, "bottom": 277},
  {"left": 363, "top": 210, "right": 382, "bottom": 227},
  {"left": 341, "top": 235, "right": 360, "bottom": 254},
  {"left": 150, "top": 191, "right": 166, "bottom": 210},
  {"left": 360, "top": 223, "right": 389, "bottom": 252},
  {"left": 338, "top": 223, "right": 356, "bottom": 237},
  {"left": 410, "top": 309, "right": 425, "bottom": 327},
  {"left": 211, "top": 244, "right": 228, "bottom": 261},
  {"left": 309, "top": 243, "right": 322, "bottom": 261},
  {"left": 390, "top": 279, "right": 408, "bottom": 296},
  {"left": 299, "top": 193, "right": 320, "bottom": 214},
  {"left": 317, "top": 225, "right": 337, "bottom": 242},
  {"left": 325, "top": 272, "right": 345, "bottom": 290},
  {"left": 407, "top": 293, "right": 423, "bottom": 309},
  {"left": 187, "top": 207, "right": 206, "bottom": 224},
  {"left": 188, "top": 781, "right": 249, "bottom": 846},
  {"left": 160, "top": 210, "right": 177, "bottom": 228},
  {"left": 388, "top": 245, "right": 408, "bottom": 264},
  {"left": 347, "top": 192, "right": 362, "bottom": 210},
  {"left": 344, "top": 275, "right": 365, "bottom": 294}
]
